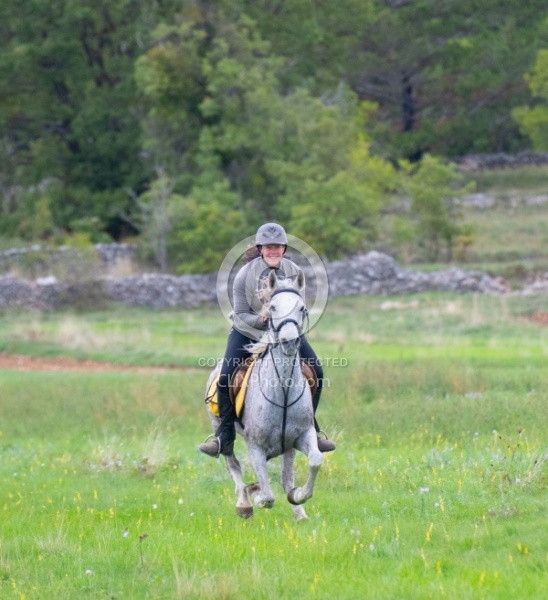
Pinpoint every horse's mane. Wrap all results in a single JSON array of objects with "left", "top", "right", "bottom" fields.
[
  {"left": 245, "top": 277, "right": 304, "bottom": 358},
  {"left": 246, "top": 332, "right": 270, "bottom": 358}
]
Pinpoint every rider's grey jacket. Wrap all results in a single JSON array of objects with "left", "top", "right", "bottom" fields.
[{"left": 231, "top": 256, "right": 303, "bottom": 337}]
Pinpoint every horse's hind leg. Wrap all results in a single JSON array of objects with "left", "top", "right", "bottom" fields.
[
  {"left": 224, "top": 453, "right": 253, "bottom": 519},
  {"left": 287, "top": 428, "right": 323, "bottom": 506},
  {"left": 281, "top": 450, "right": 308, "bottom": 521}
]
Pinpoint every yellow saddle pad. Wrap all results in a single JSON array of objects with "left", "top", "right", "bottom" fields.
[{"left": 206, "top": 359, "right": 256, "bottom": 418}]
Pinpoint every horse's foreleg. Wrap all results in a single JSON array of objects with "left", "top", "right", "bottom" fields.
[
  {"left": 224, "top": 453, "right": 253, "bottom": 519},
  {"left": 280, "top": 449, "right": 296, "bottom": 492},
  {"left": 281, "top": 450, "right": 308, "bottom": 521},
  {"left": 207, "top": 414, "right": 253, "bottom": 518},
  {"left": 287, "top": 428, "right": 323, "bottom": 506},
  {"left": 247, "top": 446, "right": 275, "bottom": 509}
]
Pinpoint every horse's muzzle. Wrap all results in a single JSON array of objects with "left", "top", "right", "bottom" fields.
[{"left": 279, "top": 335, "right": 301, "bottom": 356}]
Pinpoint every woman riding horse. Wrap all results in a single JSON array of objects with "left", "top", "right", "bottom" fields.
[{"left": 198, "top": 222, "right": 336, "bottom": 458}]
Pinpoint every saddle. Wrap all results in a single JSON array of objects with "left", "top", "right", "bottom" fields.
[{"left": 206, "top": 358, "right": 318, "bottom": 418}]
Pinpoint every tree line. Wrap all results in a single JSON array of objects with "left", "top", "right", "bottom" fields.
[{"left": 1, "top": 0, "right": 548, "bottom": 272}]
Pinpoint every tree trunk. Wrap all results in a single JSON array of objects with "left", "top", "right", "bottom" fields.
[{"left": 401, "top": 73, "right": 423, "bottom": 162}]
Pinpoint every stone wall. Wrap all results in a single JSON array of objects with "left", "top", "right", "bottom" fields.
[
  {"left": 454, "top": 152, "right": 548, "bottom": 171},
  {"left": 325, "top": 252, "right": 506, "bottom": 297},
  {"left": 105, "top": 273, "right": 217, "bottom": 309},
  {"left": 0, "top": 243, "right": 138, "bottom": 277},
  {"left": 3, "top": 152, "right": 546, "bottom": 310},
  {"left": 0, "top": 251, "right": 517, "bottom": 311}
]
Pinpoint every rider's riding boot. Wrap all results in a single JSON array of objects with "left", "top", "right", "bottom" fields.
[
  {"left": 307, "top": 367, "right": 335, "bottom": 452},
  {"left": 198, "top": 383, "right": 236, "bottom": 458},
  {"left": 316, "top": 428, "right": 336, "bottom": 453},
  {"left": 310, "top": 385, "right": 336, "bottom": 452},
  {"left": 317, "top": 435, "right": 336, "bottom": 453}
]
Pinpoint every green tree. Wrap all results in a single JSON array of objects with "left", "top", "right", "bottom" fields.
[
  {"left": 270, "top": 97, "right": 396, "bottom": 257},
  {"left": 2, "top": 0, "right": 516, "bottom": 270},
  {"left": 513, "top": 48, "right": 548, "bottom": 150},
  {"left": 167, "top": 180, "right": 246, "bottom": 274},
  {"left": 134, "top": 5, "right": 281, "bottom": 269},
  {"left": 136, "top": 6, "right": 398, "bottom": 267},
  {"left": 242, "top": 0, "right": 548, "bottom": 159},
  {"left": 0, "top": 0, "right": 179, "bottom": 240},
  {"left": 135, "top": 169, "right": 179, "bottom": 272},
  {"left": 402, "top": 154, "right": 474, "bottom": 262}
]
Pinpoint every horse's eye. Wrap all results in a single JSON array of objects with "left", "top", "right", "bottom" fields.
[{"left": 270, "top": 306, "right": 276, "bottom": 311}]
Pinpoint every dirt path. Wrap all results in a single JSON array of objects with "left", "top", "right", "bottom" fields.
[
  {"left": 0, "top": 353, "right": 184, "bottom": 373},
  {"left": 2, "top": 311, "right": 547, "bottom": 373},
  {"left": 525, "top": 312, "right": 548, "bottom": 326}
]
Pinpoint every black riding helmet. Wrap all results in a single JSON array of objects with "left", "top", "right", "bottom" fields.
[{"left": 255, "top": 223, "right": 288, "bottom": 253}]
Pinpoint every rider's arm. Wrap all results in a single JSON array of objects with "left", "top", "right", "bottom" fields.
[{"left": 231, "top": 263, "right": 267, "bottom": 331}]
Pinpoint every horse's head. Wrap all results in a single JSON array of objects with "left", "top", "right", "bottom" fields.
[{"left": 265, "top": 270, "right": 308, "bottom": 356}]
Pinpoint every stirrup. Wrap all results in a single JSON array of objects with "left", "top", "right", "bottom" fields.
[
  {"left": 198, "top": 433, "right": 234, "bottom": 457},
  {"left": 198, "top": 434, "right": 221, "bottom": 458},
  {"left": 316, "top": 429, "right": 336, "bottom": 452}
]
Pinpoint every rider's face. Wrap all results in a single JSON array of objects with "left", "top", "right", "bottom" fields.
[{"left": 260, "top": 244, "right": 285, "bottom": 268}]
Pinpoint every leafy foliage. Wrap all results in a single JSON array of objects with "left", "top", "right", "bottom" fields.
[
  {"left": 1, "top": 0, "right": 547, "bottom": 270},
  {"left": 242, "top": 0, "right": 548, "bottom": 159},
  {"left": 514, "top": 49, "right": 548, "bottom": 150},
  {"left": 0, "top": 0, "right": 174, "bottom": 240},
  {"left": 401, "top": 155, "right": 475, "bottom": 262},
  {"left": 135, "top": 8, "right": 395, "bottom": 266}
]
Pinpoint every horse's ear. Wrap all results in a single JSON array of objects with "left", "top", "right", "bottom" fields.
[
  {"left": 268, "top": 269, "right": 278, "bottom": 290},
  {"left": 296, "top": 270, "right": 305, "bottom": 290}
]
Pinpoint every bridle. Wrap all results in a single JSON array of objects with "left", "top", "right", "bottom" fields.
[{"left": 265, "top": 288, "right": 309, "bottom": 347}]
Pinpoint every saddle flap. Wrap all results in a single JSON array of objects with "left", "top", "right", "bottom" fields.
[
  {"left": 300, "top": 360, "right": 318, "bottom": 400},
  {"left": 234, "top": 358, "right": 255, "bottom": 417},
  {"left": 205, "top": 373, "right": 221, "bottom": 416},
  {"left": 205, "top": 358, "right": 255, "bottom": 418},
  {"left": 206, "top": 358, "right": 317, "bottom": 418}
]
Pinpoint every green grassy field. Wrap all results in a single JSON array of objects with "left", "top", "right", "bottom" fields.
[
  {"left": 459, "top": 166, "right": 548, "bottom": 278},
  {"left": 1, "top": 294, "right": 547, "bottom": 599}
]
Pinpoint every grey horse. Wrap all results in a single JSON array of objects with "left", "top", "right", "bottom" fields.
[{"left": 203, "top": 270, "right": 323, "bottom": 520}]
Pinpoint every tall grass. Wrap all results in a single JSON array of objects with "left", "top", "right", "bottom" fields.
[
  {"left": 462, "top": 204, "right": 548, "bottom": 266},
  {"left": 457, "top": 166, "right": 548, "bottom": 275},
  {"left": 463, "top": 166, "right": 548, "bottom": 193},
  {"left": 1, "top": 294, "right": 547, "bottom": 598}
]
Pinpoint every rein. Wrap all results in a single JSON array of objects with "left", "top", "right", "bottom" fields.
[{"left": 259, "top": 287, "right": 309, "bottom": 453}]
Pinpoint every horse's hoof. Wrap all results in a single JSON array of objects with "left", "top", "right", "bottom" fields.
[
  {"left": 236, "top": 506, "right": 254, "bottom": 519},
  {"left": 261, "top": 500, "right": 274, "bottom": 509},
  {"left": 287, "top": 488, "right": 302, "bottom": 506}
]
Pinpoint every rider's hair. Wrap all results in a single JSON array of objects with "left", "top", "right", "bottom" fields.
[{"left": 242, "top": 245, "right": 261, "bottom": 264}]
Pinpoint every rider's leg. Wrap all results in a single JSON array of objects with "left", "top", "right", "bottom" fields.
[
  {"left": 199, "top": 328, "right": 252, "bottom": 458},
  {"left": 213, "top": 370, "right": 236, "bottom": 455},
  {"left": 300, "top": 337, "right": 336, "bottom": 453}
]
